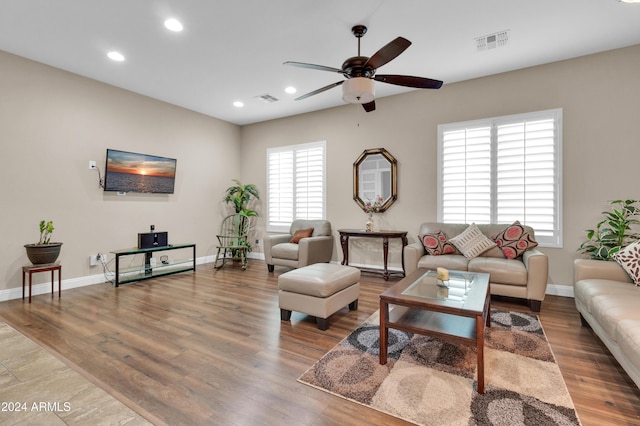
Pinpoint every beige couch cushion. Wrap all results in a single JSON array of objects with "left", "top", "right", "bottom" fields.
[
  {"left": 618, "top": 319, "right": 640, "bottom": 374},
  {"left": 574, "top": 279, "right": 638, "bottom": 313},
  {"left": 271, "top": 243, "right": 299, "bottom": 261},
  {"left": 417, "top": 254, "right": 469, "bottom": 271},
  {"left": 468, "top": 257, "right": 528, "bottom": 286},
  {"left": 591, "top": 295, "right": 640, "bottom": 342}
]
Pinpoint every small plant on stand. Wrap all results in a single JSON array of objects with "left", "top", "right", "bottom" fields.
[{"left": 24, "top": 220, "right": 63, "bottom": 264}]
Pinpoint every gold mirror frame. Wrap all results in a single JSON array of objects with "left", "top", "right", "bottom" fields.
[{"left": 353, "top": 148, "right": 397, "bottom": 213}]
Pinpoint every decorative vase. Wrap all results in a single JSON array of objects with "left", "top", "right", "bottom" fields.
[
  {"left": 365, "top": 213, "right": 374, "bottom": 232},
  {"left": 24, "top": 242, "right": 63, "bottom": 265}
]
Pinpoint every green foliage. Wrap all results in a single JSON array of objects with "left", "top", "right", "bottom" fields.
[
  {"left": 223, "top": 179, "right": 260, "bottom": 216},
  {"left": 578, "top": 199, "right": 640, "bottom": 260},
  {"left": 38, "top": 220, "right": 55, "bottom": 244}
]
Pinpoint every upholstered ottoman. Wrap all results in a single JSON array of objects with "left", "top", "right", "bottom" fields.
[{"left": 278, "top": 263, "right": 360, "bottom": 330}]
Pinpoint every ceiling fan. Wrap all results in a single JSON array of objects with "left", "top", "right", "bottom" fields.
[{"left": 284, "top": 25, "right": 443, "bottom": 112}]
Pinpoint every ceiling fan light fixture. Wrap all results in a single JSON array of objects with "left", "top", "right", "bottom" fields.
[{"left": 342, "top": 77, "right": 375, "bottom": 104}]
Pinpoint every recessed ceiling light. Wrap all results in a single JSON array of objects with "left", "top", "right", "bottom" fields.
[
  {"left": 233, "top": 101, "right": 244, "bottom": 108},
  {"left": 107, "top": 51, "right": 125, "bottom": 62},
  {"left": 285, "top": 86, "right": 297, "bottom": 94},
  {"left": 164, "top": 18, "right": 183, "bottom": 32}
]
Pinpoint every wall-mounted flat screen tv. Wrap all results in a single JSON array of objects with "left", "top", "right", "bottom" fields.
[{"left": 104, "top": 149, "right": 177, "bottom": 194}]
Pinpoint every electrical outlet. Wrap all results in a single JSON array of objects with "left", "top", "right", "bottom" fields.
[
  {"left": 255, "top": 239, "right": 259, "bottom": 245},
  {"left": 89, "top": 160, "right": 96, "bottom": 169},
  {"left": 90, "top": 253, "right": 107, "bottom": 266}
]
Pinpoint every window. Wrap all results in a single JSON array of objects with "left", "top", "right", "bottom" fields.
[
  {"left": 267, "top": 141, "right": 326, "bottom": 232},
  {"left": 437, "top": 109, "right": 562, "bottom": 247}
]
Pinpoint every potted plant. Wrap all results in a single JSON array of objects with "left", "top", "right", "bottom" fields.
[
  {"left": 223, "top": 179, "right": 260, "bottom": 217},
  {"left": 579, "top": 199, "right": 640, "bottom": 261},
  {"left": 24, "top": 220, "right": 63, "bottom": 264},
  {"left": 222, "top": 180, "right": 260, "bottom": 257}
]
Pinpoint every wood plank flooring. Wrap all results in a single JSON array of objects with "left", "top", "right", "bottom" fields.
[{"left": 0, "top": 260, "right": 639, "bottom": 425}]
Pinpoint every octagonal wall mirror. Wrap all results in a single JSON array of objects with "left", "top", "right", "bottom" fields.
[{"left": 353, "top": 148, "right": 397, "bottom": 213}]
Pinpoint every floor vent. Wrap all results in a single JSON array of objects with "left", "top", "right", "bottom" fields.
[
  {"left": 254, "top": 94, "right": 279, "bottom": 103},
  {"left": 475, "top": 30, "right": 510, "bottom": 51}
]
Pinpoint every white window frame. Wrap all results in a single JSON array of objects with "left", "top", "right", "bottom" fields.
[
  {"left": 266, "top": 141, "right": 326, "bottom": 233},
  {"left": 437, "top": 109, "right": 562, "bottom": 248}
]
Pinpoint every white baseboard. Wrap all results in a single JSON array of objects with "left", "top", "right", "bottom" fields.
[{"left": 545, "top": 283, "right": 574, "bottom": 298}]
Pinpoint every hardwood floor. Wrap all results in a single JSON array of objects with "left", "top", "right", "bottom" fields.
[{"left": 1, "top": 260, "right": 639, "bottom": 425}]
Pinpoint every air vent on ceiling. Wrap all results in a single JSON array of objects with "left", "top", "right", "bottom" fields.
[
  {"left": 254, "top": 94, "right": 279, "bottom": 103},
  {"left": 475, "top": 30, "right": 510, "bottom": 51}
]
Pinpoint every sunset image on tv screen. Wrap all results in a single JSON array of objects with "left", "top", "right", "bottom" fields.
[{"left": 104, "top": 149, "right": 177, "bottom": 194}]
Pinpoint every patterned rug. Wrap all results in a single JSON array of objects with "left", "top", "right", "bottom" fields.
[{"left": 298, "top": 309, "right": 581, "bottom": 425}]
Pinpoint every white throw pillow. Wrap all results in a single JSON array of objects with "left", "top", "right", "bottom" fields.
[
  {"left": 450, "top": 223, "right": 497, "bottom": 259},
  {"left": 613, "top": 240, "right": 640, "bottom": 285}
]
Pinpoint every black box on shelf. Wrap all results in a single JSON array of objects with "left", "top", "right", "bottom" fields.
[{"left": 138, "top": 232, "right": 168, "bottom": 249}]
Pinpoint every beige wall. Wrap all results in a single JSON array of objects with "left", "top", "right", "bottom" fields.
[
  {"left": 241, "top": 44, "right": 640, "bottom": 287},
  {"left": 0, "top": 50, "right": 241, "bottom": 294}
]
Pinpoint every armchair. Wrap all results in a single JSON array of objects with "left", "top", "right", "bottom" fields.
[{"left": 264, "top": 220, "right": 334, "bottom": 272}]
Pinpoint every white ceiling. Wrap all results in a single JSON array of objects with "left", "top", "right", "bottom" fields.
[{"left": 1, "top": 1, "right": 639, "bottom": 126}]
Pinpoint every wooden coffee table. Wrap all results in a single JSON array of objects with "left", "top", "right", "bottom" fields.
[{"left": 379, "top": 268, "right": 491, "bottom": 393}]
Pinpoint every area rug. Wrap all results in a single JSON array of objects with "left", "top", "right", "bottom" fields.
[{"left": 298, "top": 309, "right": 581, "bottom": 426}]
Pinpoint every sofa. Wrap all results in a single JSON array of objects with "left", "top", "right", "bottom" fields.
[
  {"left": 404, "top": 222, "right": 549, "bottom": 311},
  {"left": 574, "top": 258, "right": 640, "bottom": 389},
  {"left": 264, "top": 219, "right": 334, "bottom": 272}
]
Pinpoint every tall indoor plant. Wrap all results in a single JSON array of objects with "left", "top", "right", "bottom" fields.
[
  {"left": 24, "top": 220, "right": 63, "bottom": 264},
  {"left": 579, "top": 199, "right": 640, "bottom": 261},
  {"left": 223, "top": 179, "right": 260, "bottom": 217},
  {"left": 222, "top": 180, "right": 260, "bottom": 255}
]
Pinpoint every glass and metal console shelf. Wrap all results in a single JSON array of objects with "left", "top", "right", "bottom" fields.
[{"left": 111, "top": 243, "right": 196, "bottom": 287}]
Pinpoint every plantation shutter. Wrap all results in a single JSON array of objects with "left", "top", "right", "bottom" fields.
[
  {"left": 267, "top": 149, "right": 294, "bottom": 230},
  {"left": 267, "top": 141, "right": 326, "bottom": 232},
  {"left": 295, "top": 145, "right": 325, "bottom": 220},
  {"left": 496, "top": 117, "right": 559, "bottom": 244},
  {"left": 438, "top": 109, "right": 562, "bottom": 247},
  {"left": 440, "top": 126, "right": 492, "bottom": 223}
]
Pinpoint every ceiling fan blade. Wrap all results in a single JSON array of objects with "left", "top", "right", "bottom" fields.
[
  {"left": 283, "top": 61, "right": 344, "bottom": 75},
  {"left": 362, "top": 100, "right": 376, "bottom": 112},
  {"left": 374, "top": 74, "right": 443, "bottom": 89},
  {"left": 364, "top": 37, "right": 412, "bottom": 69},
  {"left": 295, "top": 81, "right": 345, "bottom": 101}
]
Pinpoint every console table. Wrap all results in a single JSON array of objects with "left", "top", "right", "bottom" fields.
[
  {"left": 338, "top": 229, "right": 408, "bottom": 280},
  {"left": 111, "top": 244, "right": 196, "bottom": 287}
]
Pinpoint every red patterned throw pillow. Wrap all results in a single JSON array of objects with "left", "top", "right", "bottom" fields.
[
  {"left": 420, "top": 230, "right": 459, "bottom": 256},
  {"left": 493, "top": 221, "right": 538, "bottom": 259},
  {"left": 613, "top": 240, "right": 640, "bottom": 285}
]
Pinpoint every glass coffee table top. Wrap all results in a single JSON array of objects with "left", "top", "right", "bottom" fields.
[{"left": 402, "top": 269, "right": 477, "bottom": 302}]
